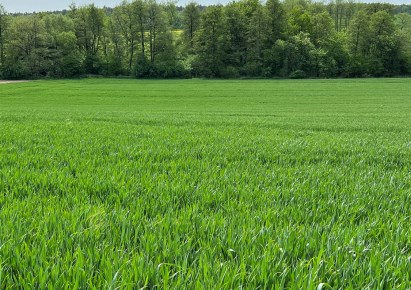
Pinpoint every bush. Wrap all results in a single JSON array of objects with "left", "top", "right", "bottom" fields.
[
  {"left": 289, "top": 70, "right": 307, "bottom": 79},
  {"left": 221, "top": 66, "right": 240, "bottom": 78}
]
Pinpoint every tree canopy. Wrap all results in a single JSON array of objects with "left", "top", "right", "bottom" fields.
[{"left": 0, "top": 0, "right": 410, "bottom": 79}]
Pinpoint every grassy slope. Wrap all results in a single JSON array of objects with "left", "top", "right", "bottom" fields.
[{"left": 0, "top": 79, "right": 410, "bottom": 289}]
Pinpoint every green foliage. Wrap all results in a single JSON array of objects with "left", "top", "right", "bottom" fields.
[
  {"left": 182, "top": 2, "right": 200, "bottom": 53},
  {"left": 266, "top": 0, "right": 287, "bottom": 42},
  {"left": 246, "top": 7, "right": 268, "bottom": 76},
  {"left": 222, "top": 2, "right": 248, "bottom": 72},
  {"left": 396, "top": 14, "right": 411, "bottom": 74},
  {"left": 0, "top": 79, "right": 410, "bottom": 288},
  {"left": 0, "top": 4, "right": 8, "bottom": 77},
  {"left": 2, "top": 15, "right": 50, "bottom": 79},
  {"left": 0, "top": 0, "right": 411, "bottom": 79},
  {"left": 194, "top": 5, "right": 226, "bottom": 77}
]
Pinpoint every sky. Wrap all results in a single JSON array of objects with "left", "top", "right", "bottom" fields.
[{"left": 0, "top": 0, "right": 408, "bottom": 13}]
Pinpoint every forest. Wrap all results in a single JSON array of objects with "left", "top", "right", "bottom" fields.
[{"left": 0, "top": 0, "right": 411, "bottom": 79}]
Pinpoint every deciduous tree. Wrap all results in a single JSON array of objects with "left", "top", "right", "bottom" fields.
[{"left": 0, "top": 4, "right": 8, "bottom": 76}]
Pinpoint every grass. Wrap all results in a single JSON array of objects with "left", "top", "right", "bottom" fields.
[{"left": 0, "top": 78, "right": 410, "bottom": 289}]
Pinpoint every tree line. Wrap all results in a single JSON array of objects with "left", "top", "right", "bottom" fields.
[{"left": 0, "top": 0, "right": 410, "bottom": 79}]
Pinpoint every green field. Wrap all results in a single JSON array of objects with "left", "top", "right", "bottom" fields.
[{"left": 0, "top": 79, "right": 410, "bottom": 289}]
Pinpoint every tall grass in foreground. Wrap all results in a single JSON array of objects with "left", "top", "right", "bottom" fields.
[{"left": 0, "top": 79, "right": 410, "bottom": 289}]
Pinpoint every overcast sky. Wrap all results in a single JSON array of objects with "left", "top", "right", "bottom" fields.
[{"left": 0, "top": 0, "right": 408, "bottom": 13}]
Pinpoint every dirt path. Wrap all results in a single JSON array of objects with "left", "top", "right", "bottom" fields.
[{"left": 0, "top": 80, "right": 29, "bottom": 84}]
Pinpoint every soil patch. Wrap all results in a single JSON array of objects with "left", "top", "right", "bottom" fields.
[{"left": 0, "top": 80, "right": 29, "bottom": 84}]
